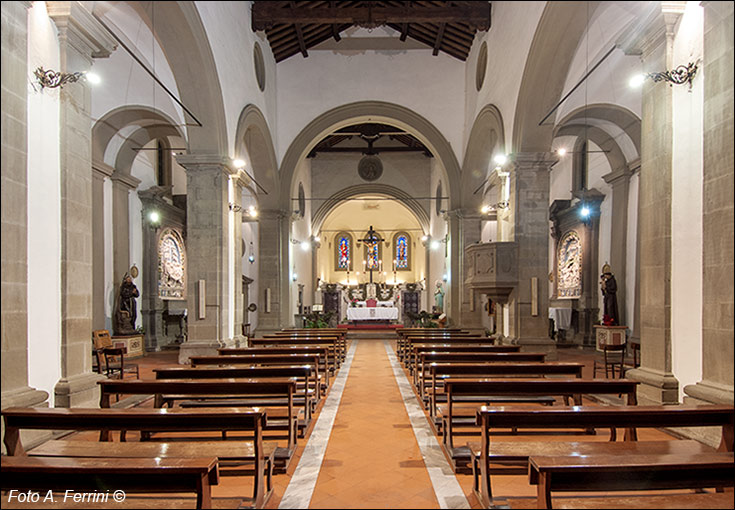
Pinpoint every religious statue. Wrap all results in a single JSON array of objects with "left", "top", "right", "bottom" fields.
[
  {"left": 600, "top": 263, "right": 619, "bottom": 326},
  {"left": 115, "top": 272, "right": 140, "bottom": 335},
  {"left": 434, "top": 280, "right": 445, "bottom": 313}
]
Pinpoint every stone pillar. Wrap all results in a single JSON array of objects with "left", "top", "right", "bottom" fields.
[
  {"left": 110, "top": 172, "right": 140, "bottom": 286},
  {"left": 684, "top": 1, "right": 734, "bottom": 418},
  {"left": 1, "top": 0, "right": 49, "bottom": 417},
  {"left": 508, "top": 153, "right": 557, "bottom": 359},
  {"left": 255, "top": 209, "right": 290, "bottom": 335},
  {"left": 452, "top": 209, "right": 485, "bottom": 334},
  {"left": 231, "top": 177, "right": 247, "bottom": 346},
  {"left": 602, "top": 166, "right": 633, "bottom": 326},
  {"left": 91, "top": 162, "right": 114, "bottom": 331},
  {"left": 618, "top": 2, "right": 685, "bottom": 405},
  {"left": 176, "top": 155, "right": 238, "bottom": 363},
  {"left": 48, "top": 2, "right": 116, "bottom": 407}
]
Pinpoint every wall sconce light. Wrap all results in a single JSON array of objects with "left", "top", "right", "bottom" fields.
[
  {"left": 248, "top": 241, "right": 255, "bottom": 264},
  {"left": 292, "top": 272, "right": 298, "bottom": 282},
  {"left": 229, "top": 203, "right": 242, "bottom": 212},
  {"left": 148, "top": 210, "right": 161, "bottom": 225},
  {"left": 629, "top": 61, "right": 699, "bottom": 90},
  {"left": 231, "top": 203, "right": 259, "bottom": 218},
  {"left": 480, "top": 202, "right": 509, "bottom": 214},
  {"left": 34, "top": 67, "right": 100, "bottom": 89}
]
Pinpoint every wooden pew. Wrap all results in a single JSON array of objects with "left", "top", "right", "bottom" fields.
[
  {"left": 192, "top": 353, "right": 324, "bottom": 388},
  {"left": 440, "top": 378, "right": 639, "bottom": 472},
  {"left": 97, "top": 378, "right": 299, "bottom": 471},
  {"left": 471, "top": 403, "right": 735, "bottom": 508},
  {"left": 417, "top": 351, "right": 547, "bottom": 389},
  {"left": 270, "top": 332, "right": 346, "bottom": 360},
  {"left": 2, "top": 406, "right": 270, "bottom": 508},
  {"left": 397, "top": 332, "right": 479, "bottom": 360},
  {"left": 400, "top": 337, "right": 493, "bottom": 370},
  {"left": 409, "top": 343, "right": 520, "bottom": 384},
  {"left": 250, "top": 338, "right": 342, "bottom": 370},
  {"left": 426, "top": 362, "right": 585, "bottom": 419},
  {"left": 530, "top": 452, "right": 734, "bottom": 509},
  {"left": 154, "top": 365, "right": 318, "bottom": 436},
  {"left": 219, "top": 346, "right": 333, "bottom": 388}
]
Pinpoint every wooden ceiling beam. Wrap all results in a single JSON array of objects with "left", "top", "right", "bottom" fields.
[
  {"left": 252, "top": 2, "right": 491, "bottom": 31},
  {"left": 432, "top": 23, "right": 445, "bottom": 56}
]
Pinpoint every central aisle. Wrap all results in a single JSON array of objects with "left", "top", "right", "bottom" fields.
[{"left": 273, "top": 338, "right": 470, "bottom": 509}]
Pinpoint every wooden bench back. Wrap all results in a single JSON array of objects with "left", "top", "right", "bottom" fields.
[
  {"left": 191, "top": 354, "right": 321, "bottom": 368},
  {"left": 154, "top": 365, "right": 314, "bottom": 380},
  {"left": 421, "top": 352, "right": 546, "bottom": 365}
]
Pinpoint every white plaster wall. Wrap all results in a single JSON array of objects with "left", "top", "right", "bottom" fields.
[
  {"left": 195, "top": 1, "right": 277, "bottom": 157},
  {"left": 671, "top": 1, "right": 704, "bottom": 402},
  {"left": 429, "top": 159, "right": 449, "bottom": 313},
  {"left": 92, "top": 3, "right": 186, "bottom": 136},
  {"left": 276, "top": 42, "right": 465, "bottom": 166},
  {"left": 549, "top": 136, "right": 576, "bottom": 202},
  {"left": 241, "top": 219, "right": 259, "bottom": 332},
  {"left": 103, "top": 179, "right": 114, "bottom": 330},
  {"left": 589, "top": 145, "right": 613, "bottom": 318},
  {"left": 465, "top": 1, "right": 546, "bottom": 154},
  {"left": 554, "top": 1, "right": 645, "bottom": 124},
  {"left": 26, "top": 1, "right": 61, "bottom": 403},
  {"left": 129, "top": 151, "right": 158, "bottom": 329},
  {"left": 290, "top": 159, "right": 313, "bottom": 323}
]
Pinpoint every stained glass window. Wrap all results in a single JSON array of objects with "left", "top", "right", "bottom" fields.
[
  {"left": 394, "top": 232, "right": 410, "bottom": 270},
  {"left": 366, "top": 242, "right": 379, "bottom": 270},
  {"left": 334, "top": 232, "right": 352, "bottom": 271}
]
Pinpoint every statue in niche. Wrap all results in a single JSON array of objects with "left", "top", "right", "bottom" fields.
[
  {"left": 600, "top": 263, "right": 619, "bottom": 326},
  {"left": 434, "top": 280, "right": 445, "bottom": 313},
  {"left": 115, "top": 271, "right": 140, "bottom": 335}
]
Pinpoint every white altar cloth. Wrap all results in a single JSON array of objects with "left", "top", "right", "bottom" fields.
[
  {"left": 549, "top": 307, "right": 572, "bottom": 330},
  {"left": 347, "top": 307, "right": 399, "bottom": 321}
]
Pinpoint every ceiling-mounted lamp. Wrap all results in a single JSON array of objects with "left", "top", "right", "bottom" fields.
[{"left": 34, "top": 67, "right": 100, "bottom": 89}]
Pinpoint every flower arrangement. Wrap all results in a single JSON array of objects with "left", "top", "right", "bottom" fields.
[
  {"left": 601, "top": 314, "right": 615, "bottom": 326},
  {"left": 350, "top": 299, "right": 359, "bottom": 308}
]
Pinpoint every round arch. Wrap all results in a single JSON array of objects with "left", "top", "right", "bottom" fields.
[
  {"left": 311, "top": 184, "right": 431, "bottom": 236},
  {"left": 92, "top": 105, "right": 185, "bottom": 171},
  {"left": 278, "top": 101, "right": 462, "bottom": 210},
  {"left": 125, "top": 1, "right": 228, "bottom": 154},
  {"left": 115, "top": 125, "right": 184, "bottom": 176},
  {"left": 462, "top": 104, "right": 506, "bottom": 209},
  {"left": 512, "top": 1, "right": 603, "bottom": 153},
  {"left": 234, "top": 104, "right": 279, "bottom": 209}
]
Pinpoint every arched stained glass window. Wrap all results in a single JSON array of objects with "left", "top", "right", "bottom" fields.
[
  {"left": 393, "top": 232, "right": 411, "bottom": 270},
  {"left": 334, "top": 232, "right": 353, "bottom": 271}
]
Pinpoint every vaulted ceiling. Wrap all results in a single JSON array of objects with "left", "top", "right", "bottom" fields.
[{"left": 251, "top": 1, "right": 491, "bottom": 63}]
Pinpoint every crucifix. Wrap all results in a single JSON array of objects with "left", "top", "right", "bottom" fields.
[{"left": 358, "top": 225, "right": 384, "bottom": 283}]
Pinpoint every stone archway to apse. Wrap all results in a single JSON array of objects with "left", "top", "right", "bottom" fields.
[{"left": 279, "top": 101, "right": 462, "bottom": 322}]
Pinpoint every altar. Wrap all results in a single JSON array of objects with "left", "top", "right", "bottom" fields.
[{"left": 347, "top": 306, "right": 399, "bottom": 321}]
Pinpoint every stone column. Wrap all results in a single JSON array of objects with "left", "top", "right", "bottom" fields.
[
  {"left": 618, "top": 2, "right": 685, "bottom": 405},
  {"left": 508, "top": 153, "right": 557, "bottom": 359},
  {"left": 255, "top": 209, "right": 290, "bottom": 335},
  {"left": 110, "top": 172, "right": 140, "bottom": 286},
  {"left": 175, "top": 155, "right": 238, "bottom": 363},
  {"left": 684, "top": 1, "right": 734, "bottom": 418},
  {"left": 48, "top": 2, "right": 116, "bottom": 407},
  {"left": 1, "top": 1, "right": 49, "bottom": 416},
  {"left": 452, "top": 209, "right": 485, "bottom": 334},
  {"left": 602, "top": 166, "right": 633, "bottom": 326},
  {"left": 91, "top": 162, "right": 114, "bottom": 331},
  {"left": 231, "top": 176, "right": 247, "bottom": 346}
]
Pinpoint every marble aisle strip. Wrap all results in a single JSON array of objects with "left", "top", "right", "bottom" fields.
[
  {"left": 278, "top": 340, "right": 359, "bottom": 509},
  {"left": 383, "top": 340, "right": 471, "bottom": 509}
]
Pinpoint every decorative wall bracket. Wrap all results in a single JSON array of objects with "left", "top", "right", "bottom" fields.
[{"left": 647, "top": 61, "right": 699, "bottom": 89}]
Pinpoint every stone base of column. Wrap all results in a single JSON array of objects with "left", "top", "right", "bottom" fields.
[
  {"left": 230, "top": 335, "right": 247, "bottom": 348},
  {"left": 681, "top": 380, "right": 735, "bottom": 449},
  {"left": 54, "top": 372, "right": 106, "bottom": 408},
  {"left": 1, "top": 386, "right": 51, "bottom": 454},
  {"left": 178, "top": 339, "right": 237, "bottom": 364},
  {"left": 625, "top": 367, "right": 679, "bottom": 405},
  {"left": 517, "top": 337, "right": 558, "bottom": 361}
]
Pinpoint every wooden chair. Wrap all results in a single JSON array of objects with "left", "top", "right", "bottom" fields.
[
  {"left": 624, "top": 341, "right": 641, "bottom": 376},
  {"left": 92, "top": 329, "right": 139, "bottom": 380},
  {"left": 593, "top": 342, "right": 626, "bottom": 379}
]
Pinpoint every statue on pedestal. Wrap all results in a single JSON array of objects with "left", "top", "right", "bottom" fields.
[
  {"left": 115, "top": 269, "right": 140, "bottom": 335},
  {"left": 600, "top": 263, "right": 619, "bottom": 326},
  {"left": 434, "top": 280, "right": 445, "bottom": 313}
]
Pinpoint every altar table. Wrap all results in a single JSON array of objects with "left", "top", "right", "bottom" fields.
[{"left": 347, "top": 307, "right": 399, "bottom": 321}]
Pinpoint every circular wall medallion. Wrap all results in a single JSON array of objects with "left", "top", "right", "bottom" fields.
[
  {"left": 435, "top": 182, "right": 443, "bottom": 216},
  {"left": 248, "top": 303, "right": 257, "bottom": 312},
  {"left": 253, "top": 42, "right": 266, "bottom": 92},
  {"left": 358, "top": 155, "right": 383, "bottom": 181},
  {"left": 297, "top": 182, "right": 305, "bottom": 218},
  {"left": 476, "top": 41, "right": 488, "bottom": 91}
]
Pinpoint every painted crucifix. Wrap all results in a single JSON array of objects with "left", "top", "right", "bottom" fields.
[{"left": 358, "top": 225, "right": 384, "bottom": 283}]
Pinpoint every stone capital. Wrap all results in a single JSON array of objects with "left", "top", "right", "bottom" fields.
[
  {"left": 259, "top": 209, "right": 290, "bottom": 220},
  {"left": 602, "top": 167, "right": 633, "bottom": 187},
  {"left": 92, "top": 159, "right": 115, "bottom": 179},
  {"left": 616, "top": 1, "right": 685, "bottom": 58},
  {"left": 110, "top": 171, "right": 141, "bottom": 190},
  {"left": 175, "top": 154, "right": 239, "bottom": 176},
  {"left": 509, "top": 152, "right": 558, "bottom": 171},
  {"left": 445, "top": 208, "right": 483, "bottom": 220},
  {"left": 47, "top": 2, "right": 117, "bottom": 62}
]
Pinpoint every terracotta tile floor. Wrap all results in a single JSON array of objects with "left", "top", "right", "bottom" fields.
[{"left": 29, "top": 340, "right": 712, "bottom": 510}]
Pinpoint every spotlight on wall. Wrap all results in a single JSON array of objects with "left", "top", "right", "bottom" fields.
[
  {"left": 233, "top": 159, "right": 246, "bottom": 169},
  {"left": 580, "top": 206, "right": 591, "bottom": 219},
  {"left": 148, "top": 210, "right": 161, "bottom": 224},
  {"left": 430, "top": 240, "right": 441, "bottom": 251},
  {"left": 247, "top": 205, "right": 258, "bottom": 218},
  {"left": 34, "top": 67, "right": 99, "bottom": 89},
  {"left": 493, "top": 154, "right": 508, "bottom": 166},
  {"left": 442, "top": 274, "right": 448, "bottom": 282},
  {"left": 300, "top": 241, "right": 311, "bottom": 251},
  {"left": 556, "top": 148, "right": 567, "bottom": 156},
  {"left": 421, "top": 235, "right": 429, "bottom": 242},
  {"left": 292, "top": 272, "right": 298, "bottom": 282},
  {"left": 248, "top": 241, "right": 255, "bottom": 264}
]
